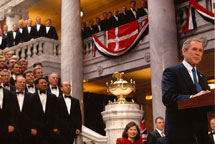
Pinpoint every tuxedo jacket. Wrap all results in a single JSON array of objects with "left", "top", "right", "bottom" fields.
[
  {"left": 23, "top": 26, "right": 36, "bottom": 42},
  {"left": 208, "top": 131, "right": 215, "bottom": 144},
  {"left": 17, "top": 28, "right": 24, "bottom": 42},
  {"left": 7, "top": 31, "right": 21, "bottom": 47},
  {"left": 44, "top": 26, "right": 58, "bottom": 40},
  {"left": 33, "top": 24, "right": 46, "bottom": 38},
  {"left": 11, "top": 91, "right": 33, "bottom": 133},
  {"left": 116, "top": 138, "right": 144, "bottom": 144},
  {"left": 58, "top": 95, "right": 82, "bottom": 140},
  {"left": 0, "top": 88, "right": 13, "bottom": 134},
  {"left": 0, "top": 35, "right": 8, "bottom": 50},
  {"left": 162, "top": 63, "right": 210, "bottom": 144},
  {"left": 3, "top": 83, "right": 16, "bottom": 92},
  {"left": 29, "top": 91, "right": 59, "bottom": 135},
  {"left": 93, "top": 24, "right": 102, "bottom": 34},
  {"left": 126, "top": 9, "right": 137, "bottom": 23},
  {"left": 109, "top": 16, "right": 120, "bottom": 29},
  {"left": 100, "top": 19, "right": 109, "bottom": 31},
  {"left": 118, "top": 12, "right": 129, "bottom": 26},
  {"left": 147, "top": 130, "right": 161, "bottom": 144},
  {"left": 137, "top": 8, "right": 147, "bottom": 18}
]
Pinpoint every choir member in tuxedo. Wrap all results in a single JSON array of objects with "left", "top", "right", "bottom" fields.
[
  {"left": 23, "top": 71, "right": 36, "bottom": 94},
  {"left": 94, "top": 17, "right": 103, "bottom": 33},
  {"left": 147, "top": 117, "right": 165, "bottom": 144},
  {"left": 18, "top": 20, "right": 24, "bottom": 42},
  {"left": 23, "top": 19, "right": 36, "bottom": 42},
  {"left": 33, "top": 67, "right": 44, "bottom": 79},
  {"left": 1, "top": 69, "right": 16, "bottom": 92},
  {"left": 81, "top": 22, "right": 88, "bottom": 39},
  {"left": 118, "top": 6, "right": 129, "bottom": 26},
  {"left": 47, "top": 73, "right": 62, "bottom": 97},
  {"left": 0, "top": 28, "right": 8, "bottom": 50},
  {"left": 137, "top": 0, "right": 148, "bottom": 18},
  {"left": 7, "top": 24, "right": 21, "bottom": 47},
  {"left": 85, "top": 19, "right": 94, "bottom": 36},
  {"left": 58, "top": 81, "right": 82, "bottom": 144},
  {"left": 7, "top": 58, "right": 16, "bottom": 72},
  {"left": 10, "top": 76, "right": 33, "bottom": 144},
  {"left": 0, "top": 70, "right": 14, "bottom": 144},
  {"left": 0, "top": 56, "right": 7, "bottom": 71},
  {"left": 29, "top": 77, "right": 59, "bottom": 144},
  {"left": 100, "top": 12, "right": 109, "bottom": 31},
  {"left": 126, "top": 0, "right": 137, "bottom": 22},
  {"left": 3, "top": 25, "right": 8, "bottom": 37},
  {"left": 44, "top": 19, "right": 58, "bottom": 40},
  {"left": 19, "top": 59, "right": 28, "bottom": 74},
  {"left": 209, "top": 118, "right": 215, "bottom": 144},
  {"left": 10, "top": 63, "right": 22, "bottom": 85},
  {"left": 109, "top": 9, "right": 120, "bottom": 29},
  {"left": 33, "top": 16, "right": 45, "bottom": 39}
]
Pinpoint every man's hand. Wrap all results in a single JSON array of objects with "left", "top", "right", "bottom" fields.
[
  {"left": 31, "top": 129, "right": 37, "bottom": 136},
  {"left": 8, "top": 125, "right": 14, "bottom": 133},
  {"left": 76, "top": 129, "right": 81, "bottom": 135},
  {"left": 191, "top": 90, "right": 210, "bottom": 98}
]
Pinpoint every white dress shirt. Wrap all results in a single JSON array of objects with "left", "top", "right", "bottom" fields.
[
  {"left": 19, "top": 28, "right": 23, "bottom": 34},
  {"left": 0, "top": 36, "right": 2, "bottom": 45},
  {"left": 13, "top": 31, "right": 17, "bottom": 39},
  {"left": 46, "top": 26, "right": 50, "bottom": 34},
  {"left": 50, "top": 85, "right": 60, "bottom": 97},
  {"left": 114, "top": 15, "right": 118, "bottom": 21},
  {"left": 27, "top": 26, "right": 31, "bottom": 33},
  {"left": 38, "top": 91, "right": 47, "bottom": 112},
  {"left": 26, "top": 84, "right": 35, "bottom": 93},
  {"left": 0, "top": 88, "right": 3, "bottom": 109},
  {"left": 63, "top": 94, "right": 71, "bottom": 115},
  {"left": 182, "top": 60, "right": 199, "bottom": 84},
  {"left": 17, "top": 91, "right": 25, "bottom": 111},
  {"left": 36, "top": 24, "right": 41, "bottom": 32}
]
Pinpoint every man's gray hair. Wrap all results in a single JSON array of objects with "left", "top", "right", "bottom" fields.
[{"left": 182, "top": 37, "right": 204, "bottom": 51}]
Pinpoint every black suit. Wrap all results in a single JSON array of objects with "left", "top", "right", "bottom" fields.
[
  {"left": 58, "top": 95, "right": 82, "bottom": 144},
  {"left": 109, "top": 16, "right": 120, "bottom": 29},
  {"left": 18, "top": 28, "right": 24, "bottom": 42},
  {"left": 162, "top": 63, "right": 210, "bottom": 144},
  {"left": 0, "top": 88, "right": 13, "bottom": 144},
  {"left": 118, "top": 12, "right": 129, "bottom": 26},
  {"left": 100, "top": 19, "right": 109, "bottom": 31},
  {"left": 23, "top": 26, "right": 36, "bottom": 42},
  {"left": 33, "top": 24, "right": 46, "bottom": 38},
  {"left": 10, "top": 91, "right": 33, "bottom": 144},
  {"left": 0, "top": 35, "right": 8, "bottom": 50},
  {"left": 137, "top": 7, "right": 148, "bottom": 18},
  {"left": 208, "top": 131, "right": 215, "bottom": 144},
  {"left": 147, "top": 130, "right": 162, "bottom": 144},
  {"left": 3, "top": 83, "right": 16, "bottom": 92},
  {"left": 126, "top": 9, "right": 137, "bottom": 23},
  {"left": 7, "top": 31, "right": 21, "bottom": 47},
  {"left": 29, "top": 91, "right": 59, "bottom": 144},
  {"left": 44, "top": 26, "right": 58, "bottom": 40}
]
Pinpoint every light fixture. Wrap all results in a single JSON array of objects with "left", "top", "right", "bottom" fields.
[
  {"left": 80, "top": 8, "right": 83, "bottom": 17},
  {"left": 145, "top": 95, "right": 152, "bottom": 100},
  {"left": 208, "top": 79, "right": 215, "bottom": 90},
  {"left": 106, "top": 72, "right": 135, "bottom": 104}
]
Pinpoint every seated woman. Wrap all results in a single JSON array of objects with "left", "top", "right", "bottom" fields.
[{"left": 116, "top": 121, "right": 144, "bottom": 144}]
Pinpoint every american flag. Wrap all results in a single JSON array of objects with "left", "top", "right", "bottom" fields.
[{"left": 140, "top": 116, "right": 147, "bottom": 143}]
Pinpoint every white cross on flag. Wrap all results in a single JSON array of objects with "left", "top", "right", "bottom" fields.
[{"left": 93, "top": 17, "right": 148, "bottom": 57}]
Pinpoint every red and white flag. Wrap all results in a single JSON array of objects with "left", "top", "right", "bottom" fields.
[{"left": 93, "top": 17, "right": 148, "bottom": 57}]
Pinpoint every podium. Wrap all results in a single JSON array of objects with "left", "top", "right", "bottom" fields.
[{"left": 178, "top": 90, "right": 215, "bottom": 110}]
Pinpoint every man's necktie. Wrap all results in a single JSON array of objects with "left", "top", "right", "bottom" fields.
[
  {"left": 192, "top": 68, "right": 202, "bottom": 92},
  {"left": 161, "top": 131, "right": 165, "bottom": 137}
]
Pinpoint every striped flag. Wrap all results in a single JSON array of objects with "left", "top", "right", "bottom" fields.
[{"left": 140, "top": 116, "right": 147, "bottom": 143}]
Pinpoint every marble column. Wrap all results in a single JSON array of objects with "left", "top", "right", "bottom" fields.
[
  {"left": 148, "top": 0, "right": 178, "bottom": 125},
  {"left": 6, "top": 14, "right": 20, "bottom": 31},
  {"left": 61, "top": 0, "right": 83, "bottom": 100}
]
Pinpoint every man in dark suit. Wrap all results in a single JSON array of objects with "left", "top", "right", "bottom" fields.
[
  {"left": 0, "top": 70, "right": 14, "bottom": 144},
  {"left": 47, "top": 73, "right": 62, "bottom": 97},
  {"left": 10, "top": 75, "right": 33, "bottom": 144},
  {"left": 162, "top": 38, "right": 210, "bottom": 144},
  {"left": 118, "top": 6, "right": 129, "bottom": 26},
  {"left": 2, "top": 25, "right": 8, "bottom": 37},
  {"left": 10, "top": 62, "right": 22, "bottom": 85},
  {"left": 209, "top": 118, "right": 215, "bottom": 144},
  {"left": 94, "top": 17, "right": 103, "bottom": 33},
  {"left": 100, "top": 12, "right": 109, "bottom": 31},
  {"left": 137, "top": 0, "right": 148, "bottom": 18},
  {"left": 33, "top": 16, "right": 45, "bottom": 39},
  {"left": 7, "top": 24, "right": 21, "bottom": 47},
  {"left": 23, "top": 70, "right": 36, "bottom": 94},
  {"left": 126, "top": 0, "right": 137, "bottom": 23},
  {"left": 0, "top": 28, "right": 8, "bottom": 50},
  {"left": 58, "top": 81, "right": 82, "bottom": 144},
  {"left": 29, "top": 77, "right": 59, "bottom": 144},
  {"left": 147, "top": 117, "right": 165, "bottom": 144},
  {"left": 23, "top": 19, "right": 36, "bottom": 42},
  {"left": 109, "top": 9, "right": 120, "bottom": 29},
  {"left": 18, "top": 20, "right": 24, "bottom": 42},
  {"left": 1, "top": 69, "right": 16, "bottom": 92},
  {"left": 44, "top": 19, "right": 58, "bottom": 40}
]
